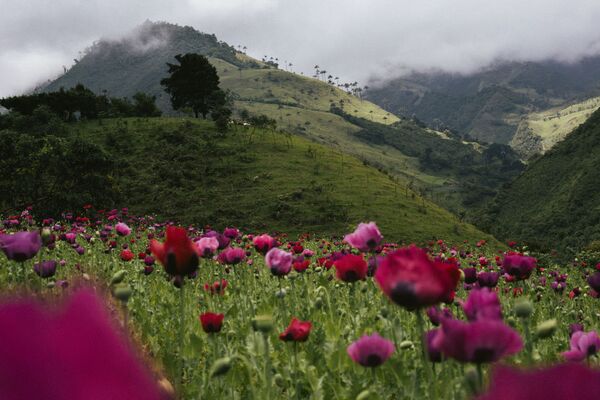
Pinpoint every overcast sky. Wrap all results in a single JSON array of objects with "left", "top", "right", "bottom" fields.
[{"left": 2, "top": 0, "right": 600, "bottom": 97}]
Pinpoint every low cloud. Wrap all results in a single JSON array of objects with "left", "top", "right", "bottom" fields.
[{"left": 3, "top": 0, "right": 600, "bottom": 96}]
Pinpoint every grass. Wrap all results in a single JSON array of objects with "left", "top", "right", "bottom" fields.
[{"left": 73, "top": 117, "right": 497, "bottom": 245}]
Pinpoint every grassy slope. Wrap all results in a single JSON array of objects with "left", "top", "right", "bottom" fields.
[
  {"left": 483, "top": 108, "right": 600, "bottom": 249},
  {"left": 511, "top": 96, "right": 600, "bottom": 157},
  {"left": 75, "top": 117, "right": 495, "bottom": 244}
]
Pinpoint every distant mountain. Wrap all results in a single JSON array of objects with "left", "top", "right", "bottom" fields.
[
  {"left": 40, "top": 21, "right": 523, "bottom": 214},
  {"left": 479, "top": 107, "right": 600, "bottom": 250},
  {"left": 366, "top": 57, "right": 600, "bottom": 145}
]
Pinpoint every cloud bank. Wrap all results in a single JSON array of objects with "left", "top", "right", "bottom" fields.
[{"left": 2, "top": 0, "right": 600, "bottom": 96}]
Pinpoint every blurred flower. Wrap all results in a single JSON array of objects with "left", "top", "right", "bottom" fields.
[
  {"left": 217, "top": 247, "right": 246, "bottom": 265},
  {"left": 434, "top": 318, "right": 522, "bottom": 363},
  {"left": 199, "top": 312, "right": 224, "bottom": 333},
  {"left": 587, "top": 271, "right": 600, "bottom": 293},
  {"left": 120, "top": 249, "right": 134, "bottom": 262},
  {"left": 374, "top": 246, "right": 459, "bottom": 310},
  {"left": 425, "top": 329, "right": 443, "bottom": 362},
  {"left": 279, "top": 318, "right": 312, "bottom": 342},
  {"left": 253, "top": 234, "right": 278, "bottom": 255},
  {"left": 568, "top": 323, "right": 584, "bottom": 337},
  {"left": 265, "top": 248, "right": 292, "bottom": 276},
  {"left": 344, "top": 222, "right": 383, "bottom": 252},
  {"left": 115, "top": 223, "right": 131, "bottom": 236},
  {"left": 334, "top": 254, "right": 368, "bottom": 282},
  {"left": 150, "top": 226, "right": 199, "bottom": 277},
  {"left": 477, "top": 271, "right": 500, "bottom": 288},
  {"left": 223, "top": 227, "right": 239, "bottom": 239},
  {"left": 462, "top": 288, "right": 502, "bottom": 321},
  {"left": 502, "top": 255, "right": 536, "bottom": 280},
  {"left": 479, "top": 364, "right": 600, "bottom": 400},
  {"left": 203, "top": 230, "right": 230, "bottom": 249},
  {"left": 204, "top": 279, "right": 228, "bottom": 296},
  {"left": 292, "top": 257, "right": 310, "bottom": 273},
  {"left": 463, "top": 267, "right": 477, "bottom": 284},
  {"left": 0, "top": 231, "right": 42, "bottom": 262},
  {"left": 562, "top": 330, "right": 600, "bottom": 362},
  {"left": 33, "top": 260, "right": 57, "bottom": 278},
  {"left": 0, "top": 289, "right": 162, "bottom": 399},
  {"left": 196, "top": 237, "right": 219, "bottom": 258},
  {"left": 347, "top": 333, "right": 395, "bottom": 367},
  {"left": 426, "top": 306, "right": 453, "bottom": 326}
]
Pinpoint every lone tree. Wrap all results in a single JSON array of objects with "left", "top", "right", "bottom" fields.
[{"left": 161, "top": 53, "right": 224, "bottom": 118}]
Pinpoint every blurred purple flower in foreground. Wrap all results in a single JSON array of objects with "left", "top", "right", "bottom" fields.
[{"left": 0, "top": 289, "right": 162, "bottom": 399}]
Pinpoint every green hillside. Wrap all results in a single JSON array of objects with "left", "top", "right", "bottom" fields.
[
  {"left": 39, "top": 21, "right": 522, "bottom": 214},
  {"left": 480, "top": 108, "right": 600, "bottom": 250},
  {"left": 366, "top": 58, "right": 600, "bottom": 145},
  {"left": 510, "top": 96, "right": 600, "bottom": 158},
  {"left": 65, "top": 117, "right": 493, "bottom": 243}
]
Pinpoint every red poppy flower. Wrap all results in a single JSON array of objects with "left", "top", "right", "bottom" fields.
[
  {"left": 334, "top": 254, "right": 368, "bottom": 282},
  {"left": 150, "top": 226, "right": 199, "bottom": 277},
  {"left": 279, "top": 318, "right": 312, "bottom": 342},
  {"left": 374, "top": 246, "right": 459, "bottom": 310},
  {"left": 199, "top": 312, "right": 224, "bottom": 333},
  {"left": 120, "top": 249, "right": 134, "bottom": 262},
  {"left": 293, "top": 258, "right": 310, "bottom": 273}
]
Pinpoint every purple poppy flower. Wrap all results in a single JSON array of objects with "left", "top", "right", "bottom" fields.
[
  {"left": 562, "top": 331, "right": 600, "bottom": 362},
  {"left": 434, "top": 318, "right": 522, "bottom": 363},
  {"left": 0, "top": 231, "right": 42, "bottom": 262},
  {"left": 347, "top": 333, "right": 395, "bottom": 367},
  {"left": 203, "top": 230, "right": 230, "bottom": 250},
  {"left": 33, "top": 260, "right": 57, "bottom": 278},
  {"left": 479, "top": 364, "right": 600, "bottom": 400},
  {"left": 425, "top": 329, "right": 443, "bottom": 362},
  {"left": 462, "top": 288, "right": 502, "bottom": 322},
  {"left": 0, "top": 289, "right": 162, "bottom": 399},
  {"left": 265, "top": 247, "right": 293, "bottom": 276},
  {"left": 426, "top": 306, "right": 453, "bottom": 326},
  {"left": 587, "top": 271, "right": 600, "bottom": 293},
  {"left": 477, "top": 271, "right": 500, "bottom": 288},
  {"left": 343, "top": 222, "right": 383, "bottom": 252},
  {"left": 551, "top": 281, "right": 566, "bottom": 293},
  {"left": 502, "top": 255, "right": 536, "bottom": 280},
  {"left": 463, "top": 267, "right": 477, "bottom": 284},
  {"left": 568, "top": 323, "right": 584, "bottom": 337}
]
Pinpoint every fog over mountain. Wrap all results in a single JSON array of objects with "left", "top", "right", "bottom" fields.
[{"left": 3, "top": 0, "right": 600, "bottom": 96}]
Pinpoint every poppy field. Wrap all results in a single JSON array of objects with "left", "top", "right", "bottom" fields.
[{"left": 0, "top": 209, "right": 600, "bottom": 399}]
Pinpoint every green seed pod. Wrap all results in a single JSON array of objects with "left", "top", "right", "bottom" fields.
[
  {"left": 380, "top": 308, "right": 389, "bottom": 318},
  {"left": 535, "top": 319, "right": 557, "bottom": 339},
  {"left": 514, "top": 299, "right": 533, "bottom": 319},
  {"left": 251, "top": 315, "right": 274, "bottom": 333},
  {"left": 356, "top": 389, "right": 372, "bottom": 400},
  {"left": 360, "top": 284, "right": 368, "bottom": 293},
  {"left": 458, "top": 268, "right": 465, "bottom": 282},
  {"left": 506, "top": 316, "right": 517, "bottom": 328},
  {"left": 314, "top": 267, "right": 322, "bottom": 273},
  {"left": 276, "top": 289, "right": 287, "bottom": 298},
  {"left": 46, "top": 282, "right": 55, "bottom": 289},
  {"left": 210, "top": 357, "right": 232, "bottom": 378},
  {"left": 399, "top": 340, "right": 414, "bottom": 350},
  {"left": 41, "top": 228, "right": 53, "bottom": 246},
  {"left": 314, "top": 297, "right": 324, "bottom": 309},
  {"left": 113, "top": 284, "right": 132, "bottom": 303},
  {"left": 464, "top": 366, "right": 479, "bottom": 396},
  {"left": 274, "top": 373, "right": 285, "bottom": 387},
  {"left": 110, "top": 270, "right": 127, "bottom": 285}
]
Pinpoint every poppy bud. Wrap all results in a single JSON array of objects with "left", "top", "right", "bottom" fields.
[
  {"left": 276, "top": 288, "right": 287, "bottom": 298},
  {"left": 113, "top": 284, "right": 132, "bottom": 303},
  {"left": 41, "top": 228, "right": 53, "bottom": 246},
  {"left": 535, "top": 319, "right": 558, "bottom": 339},
  {"left": 514, "top": 299, "right": 533, "bottom": 318},
  {"left": 356, "top": 390, "right": 373, "bottom": 400},
  {"left": 252, "top": 315, "right": 273, "bottom": 333},
  {"left": 274, "top": 373, "right": 285, "bottom": 387},
  {"left": 464, "top": 366, "right": 480, "bottom": 396},
  {"left": 399, "top": 340, "right": 414, "bottom": 350},
  {"left": 210, "top": 357, "right": 232, "bottom": 378},
  {"left": 110, "top": 270, "right": 127, "bottom": 285}
]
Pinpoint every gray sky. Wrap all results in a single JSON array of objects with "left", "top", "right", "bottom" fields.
[{"left": 3, "top": 0, "right": 600, "bottom": 96}]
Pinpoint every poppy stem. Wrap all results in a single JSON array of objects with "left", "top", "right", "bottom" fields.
[
  {"left": 476, "top": 363, "right": 484, "bottom": 394},
  {"left": 415, "top": 310, "right": 432, "bottom": 397},
  {"left": 178, "top": 281, "right": 186, "bottom": 393},
  {"left": 293, "top": 342, "right": 300, "bottom": 400},
  {"left": 262, "top": 332, "right": 272, "bottom": 400}
]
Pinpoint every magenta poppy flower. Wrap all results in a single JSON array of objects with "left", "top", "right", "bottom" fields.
[
  {"left": 196, "top": 237, "right": 219, "bottom": 258},
  {"left": 347, "top": 333, "right": 395, "bottom": 367},
  {"left": 425, "top": 329, "right": 443, "bottom": 362},
  {"left": 462, "top": 288, "right": 502, "bottom": 322},
  {"left": 479, "top": 363, "right": 600, "bottom": 400},
  {"left": 426, "top": 306, "right": 453, "bottom": 326},
  {"left": 217, "top": 247, "right": 246, "bottom": 265},
  {"left": 434, "top": 318, "right": 522, "bottom": 363},
  {"left": 0, "top": 289, "right": 162, "bottom": 399},
  {"left": 33, "top": 260, "right": 57, "bottom": 278},
  {"left": 502, "top": 255, "right": 536, "bottom": 280},
  {"left": 265, "top": 247, "right": 292, "bottom": 276},
  {"left": 203, "top": 230, "right": 230, "bottom": 249},
  {"left": 343, "top": 222, "right": 383, "bottom": 252},
  {"left": 223, "top": 227, "right": 239, "bottom": 239},
  {"left": 561, "top": 330, "right": 600, "bottom": 362},
  {"left": 374, "top": 246, "right": 460, "bottom": 310},
  {"left": 0, "top": 231, "right": 42, "bottom": 262},
  {"left": 587, "top": 271, "right": 600, "bottom": 293},
  {"left": 253, "top": 234, "right": 278, "bottom": 254},
  {"left": 115, "top": 223, "right": 131, "bottom": 236}
]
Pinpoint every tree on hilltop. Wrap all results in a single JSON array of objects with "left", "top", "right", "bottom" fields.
[{"left": 160, "top": 53, "right": 225, "bottom": 118}]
